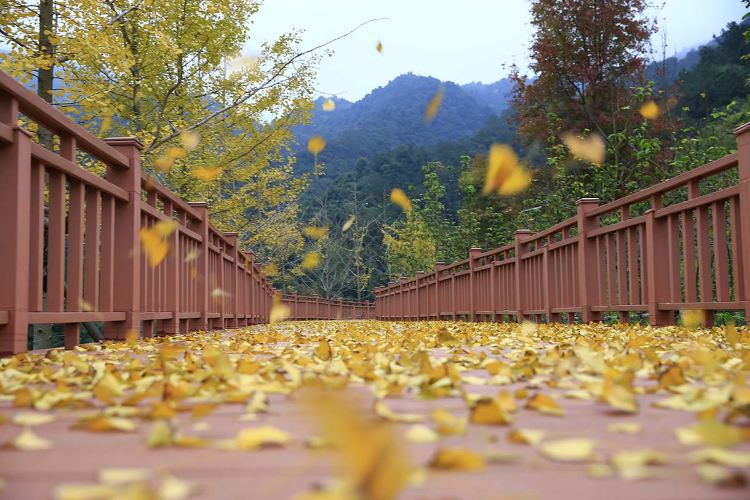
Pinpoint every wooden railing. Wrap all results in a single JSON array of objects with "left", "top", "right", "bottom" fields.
[
  {"left": 376, "top": 125, "right": 750, "bottom": 326},
  {"left": 0, "top": 70, "right": 371, "bottom": 354},
  {"left": 282, "top": 294, "right": 375, "bottom": 320}
]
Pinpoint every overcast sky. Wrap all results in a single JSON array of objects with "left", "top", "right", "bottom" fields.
[{"left": 244, "top": 0, "right": 747, "bottom": 101}]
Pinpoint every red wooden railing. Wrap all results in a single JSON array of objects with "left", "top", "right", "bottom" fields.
[
  {"left": 376, "top": 125, "right": 750, "bottom": 326},
  {"left": 282, "top": 294, "right": 375, "bottom": 320},
  {"left": 0, "top": 70, "right": 372, "bottom": 354}
]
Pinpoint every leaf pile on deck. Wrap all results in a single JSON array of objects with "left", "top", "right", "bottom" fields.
[{"left": 1, "top": 321, "right": 750, "bottom": 498}]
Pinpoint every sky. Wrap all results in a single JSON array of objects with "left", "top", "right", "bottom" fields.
[{"left": 244, "top": 0, "right": 748, "bottom": 101}]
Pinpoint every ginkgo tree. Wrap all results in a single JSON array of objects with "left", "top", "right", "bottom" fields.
[{"left": 0, "top": 0, "right": 323, "bottom": 264}]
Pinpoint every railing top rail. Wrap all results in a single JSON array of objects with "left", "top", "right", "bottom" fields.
[
  {"left": 523, "top": 216, "right": 577, "bottom": 243},
  {"left": 589, "top": 153, "right": 738, "bottom": 217},
  {"left": 0, "top": 71, "right": 130, "bottom": 169},
  {"left": 141, "top": 174, "right": 202, "bottom": 222}
]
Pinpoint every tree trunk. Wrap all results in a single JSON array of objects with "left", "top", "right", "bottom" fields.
[{"left": 38, "top": 0, "right": 54, "bottom": 146}]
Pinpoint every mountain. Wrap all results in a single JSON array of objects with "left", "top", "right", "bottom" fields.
[
  {"left": 460, "top": 79, "right": 514, "bottom": 114},
  {"left": 293, "top": 74, "right": 507, "bottom": 179}
]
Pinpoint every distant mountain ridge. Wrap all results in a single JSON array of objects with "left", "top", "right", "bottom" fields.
[{"left": 293, "top": 73, "right": 513, "bottom": 179}]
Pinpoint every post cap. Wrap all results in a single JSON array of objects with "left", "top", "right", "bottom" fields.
[
  {"left": 187, "top": 201, "right": 209, "bottom": 208},
  {"left": 734, "top": 122, "right": 750, "bottom": 136},
  {"left": 575, "top": 197, "right": 600, "bottom": 206},
  {"left": 104, "top": 137, "right": 144, "bottom": 150}
]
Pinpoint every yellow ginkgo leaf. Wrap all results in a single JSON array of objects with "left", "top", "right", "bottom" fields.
[
  {"left": 526, "top": 393, "right": 565, "bottom": 416},
  {"left": 315, "top": 339, "right": 332, "bottom": 361},
  {"left": 154, "top": 155, "right": 174, "bottom": 172},
  {"left": 429, "top": 448, "right": 485, "bottom": 471},
  {"left": 374, "top": 400, "right": 424, "bottom": 423},
  {"left": 191, "top": 166, "right": 223, "bottom": 181},
  {"left": 423, "top": 84, "right": 444, "bottom": 123},
  {"left": 469, "top": 398, "right": 512, "bottom": 425},
  {"left": 682, "top": 309, "right": 705, "bottom": 328},
  {"left": 167, "top": 147, "right": 186, "bottom": 159},
  {"left": 482, "top": 144, "right": 531, "bottom": 196},
  {"left": 179, "top": 129, "right": 200, "bottom": 150},
  {"left": 262, "top": 263, "right": 279, "bottom": 277},
  {"left": 540, "top": 438, "right": 595, "bottom": 462},
  {"left": 139, "top": 220, "right": 177, "bottom": 268},
  {"left": 507, "top": 428, "right": 545, "bottom": 446},
  {"left": 607, "top": 422, "right": 642, "bottom": 434},
  {"left": 342, "top": 215, "right": 356, "bottom": 232},
  {"left": 405, "top": 424, "right": 439, "bottom": 443},
  {"left": 303, "top": 226, "right": 329, "bottom": 240},
  {"left": 146, "top": 420, "right": 174, "bottom": 448},
  {"left": 430, "top": 408, "right": 466, "bottom": 435},
  {"left": 12, "top": 412, "right": 55, "bottom": 427},
  {"left": 100, "top": 114, "right": 112, "bottom": 135},
  {"left": 236, "top": 425, "right": 290, "bottom": 450},
  {"left": 376, "top": 40, "right": 383, "bottom": 53},
  {"left": 93, "top": 373, "right": 124, "bottom": 404},
  {"left": 5, "top": 427, "right": 52, "bottom": 450},
  {"left": 98, "top": 468, "right": 152, "bottom": 485},
  {"left": 184, "top": 249, "right": 200, "bottom": 263},
  {"left": 639, "top": 100, "right": 660, "bottom": 120},
  {"left": 302, "top": 252, "right": 321, "bottom": 270},
  {"left": 269, "top": 295, "right": 290, "bottom": 324},
  {"left": 390, "top": 188, "right": 412, "bottom": 214},
  {"left": 688, "top": 447, "right": 750, "bottom": 468},
  {"left": 561, "top": 132, "right": 606, "bottom": 165},
  {"left": 322, "top": 99, "right": 336, "bottom": 111},
  {"left": 307, "top": 135, "right": 326, "bottom": 156},
  {"left": 54, "top": 484, "right": 116, "bottom": 500}
]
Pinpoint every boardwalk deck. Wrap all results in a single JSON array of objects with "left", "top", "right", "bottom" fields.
[{"left": 1, "top": 320, "right": 749, "bottom": 499}]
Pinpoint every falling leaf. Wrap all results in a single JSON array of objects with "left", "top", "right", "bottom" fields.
[
  {"left": 167, "top": 147, "right": 186, "bottom": 159},
  {"left": 262, "top": 263, "right": 279, "bottom": 277},
  {"left": 603, "top": 379, "right": 638, "bottom": 413},
  {"left": 304, "top": 226, "right": 329, "bottom": 240},
  {"left": 139, "top": 220, "right": 177, "bottom": 268},
  {"left": 125, "top": 329, "right": 139, "bottom": 346},
  {"left": 423, "top": 84, "right": 444, "bottom": 123},
  {"left": 191, "top": 166, "right": 223, "bottom": 181},
  {"left": 269, "top": 294, "right": 291, "bottom": 324},
  {"left": 12, "top": 412, "right": 55, "bottom": 427},
  {"left": 561, "top": 132, "right": 606, "bottom": 165},
  {"left": 302, "top": 252, "right": 321, "bottom": 270},
  {"left": 179, "top": 130, "right": 199, "bottom": 150},
  {"left": 307, "top": 135, "right": 326, "bottom": 157},
  {"left": 526, "top": 393, "right": 565, "bottom": 416},
  {"left": 190, "top": 403, "right": 217, "bottom": 420},
  {"left": 99, "top": 114, "right": 112, "bottom": 135},
  {"left": 674, "top": 420, "right": 745, "bottom": 447},
  {"left": 5, "top": 427, "right": 52, "bottom": 450},
  {"left": 154, "top": 155, "right": 174, "bottom": 172},
  {"left": 342, "top": 215, "right": 356, "bottom": 232},
  {"left": 390, "top": 188, "right": 412, "bottom": 214},
  {"left": 639, "top": 101, "right": 660, "bottom": 120},
  {"left": 322, "top": 99, "right": 336, "bottom": 111},
  {"left": 429, "top": 448, "right": 485, "bottom": 471},
  {"left": 376, "top": 40, "right": 383, "bottom": 53},
  {"left": 228, "top": 54, "right": 260, "bottom": 73},
  {"left": 482, "top": 144, "right": 531, "bottom": 196},
  {"left": 681, "top": 309, "right": 705, "bottom": 328},
  {"left": 405, "top": 424, "right": 439, "bottom": 443},
  {"left": 540, "top": 438, "right": 595, "bottom": 462}
]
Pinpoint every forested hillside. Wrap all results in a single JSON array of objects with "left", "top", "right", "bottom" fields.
[{"left": 280, "top": 16, "right": 750, "bottom": 301}]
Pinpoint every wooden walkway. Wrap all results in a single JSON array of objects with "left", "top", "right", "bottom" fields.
[{"left": 1, "top": 320, "right": 749, "bottom": 499}]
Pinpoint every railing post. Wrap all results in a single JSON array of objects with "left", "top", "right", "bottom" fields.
[
  {"left": 468, "top": 248, "right": 482, "bottom": 321},
  {"left": 104, "top": 137, "right": 143, "bottom": 340},
  {"left": 575, "top": 198, "right": 602, "bottom": 323},
  {"left": 0, "top": 99, "right": 32, "bottom": 354},
  {"left": 514, "top": 230, "right": 532, "bottom": 322},
  {"left": 224, "top": 232, "right": 240, "bottom": 329},
  {"left": 645, "top": 196, "right": 672, "bottom": 325},
  {"left": 415, "top": 272, "right": 426, "bottom": 320},
  {"left": 734, "top": 124, "right": 750, "bottom": 320},
  {"left": 161, "top": 201, "right": 181, "bottom": 335},
  {"left": 435, "top": 262, "right": 445, "bottom": 320},
  {"left": 188, "top": 202, "right": 210, "bottom": 331},
  {"left": 542, "top": 246, "right": 559, "bottom": 323},
  {"left": 399, "top": 277, "right": 408, "bottom": 320}
]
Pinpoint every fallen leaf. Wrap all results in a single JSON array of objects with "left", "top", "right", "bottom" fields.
[
  {"left": 429, "top": 448, "right": 485, "bottom": 471},
  {"left": 469, "top": 398, "right": 512, "bottom": 425},
  {"left": 431, "top": 408, "right": 466, "bottom": 435},
  {"left": 540, "top": 438, "right": 595, "bottom": 462},
  {"left": 5, "top": 427, "right": 52, "bottom": 450},
  {"left": 607, "top": 422, "right": 642, "bottom": 434},
  {"left": 98, "top": 468, "right": 152, "bottom": 485},
  {"left": 507, "top": 429, "right": 545, "bottom": 446},
  {"left": 405, "top": 424, "right": 439, "bottom": 443},
  {"left": 688, "top": 447, "right": 750, "bottom": 467},
  {"left": 696, "top": 464, "right": 747, "bottom": 488},
  {"left": 374, "top": 400, "right": 423, "bottom": 423},
  {"left": 236, "top": 425, "right": 290, "bottom": 450},
  {"left": 12, "top": 412, "right": 55, "bottom": 426},
  {"left": 526, "top": 393, "right": 565, "bottom": 416}
]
